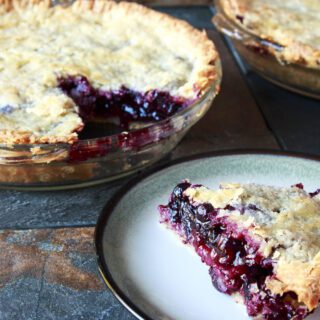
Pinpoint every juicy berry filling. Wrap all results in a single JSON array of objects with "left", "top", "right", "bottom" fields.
[
  {"left": 159, "top": 182, "right": 309, "bottom": 320},
  {"left": 57, "top": 75, "right": 192, "bottom": 162},
  {"left": 58, "top": 75, "right": 190, "bottom": 129},
  {"left": 236, "top": 15, "right": 244, "bottom": 23},
  {"left": 293, "top": 183, "right": 320, "bottom": 198},
  {"left": 310, "top": 189, "right": 320, "bottom": 197},
  {"left": 68, "top": 126, "right": 157, "bottom": 162}
]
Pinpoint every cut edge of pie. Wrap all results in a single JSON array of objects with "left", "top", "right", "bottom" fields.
[
  {"left": 0, "top": 0, "right": 219, "bottom": 145},
  {"left": 158, "top": 181, "right": 320, "bottom": 320}
]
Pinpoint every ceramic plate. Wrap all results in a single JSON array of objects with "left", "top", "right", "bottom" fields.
[{"left": 95, "top": 151, "right": 320, "bottom": 320}]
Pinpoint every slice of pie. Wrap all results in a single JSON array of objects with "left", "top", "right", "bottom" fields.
[
  {"left": 159, "top": 181, "right": 320, "bottom": 319},
  {"left": 219, "top": 0, "right": 320, "bottom": 69},
  {"left": 0, "top": 0, "right": 219, "bottom": 144}
]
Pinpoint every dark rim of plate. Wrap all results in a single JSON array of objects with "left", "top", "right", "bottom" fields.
[{"left": 95, "top": 149, "right": 320, "bottom": 320}]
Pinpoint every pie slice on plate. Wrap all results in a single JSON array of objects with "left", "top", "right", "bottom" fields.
[{"left": 159, "top": 181, "right": 320, "bottom": 320}]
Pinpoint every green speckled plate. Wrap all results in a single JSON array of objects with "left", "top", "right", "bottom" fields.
[{"left": 96, "top": 150, "right": 320, "bottom": 320}]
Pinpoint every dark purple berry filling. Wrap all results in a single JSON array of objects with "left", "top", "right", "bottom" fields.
[
  {"left": 310, "top": 189, "right": 320, "bottom": 197},
  {"left": 292, "top": 183, "right": 320, "bottom": 198},
  {"left": 68, "top": 126, "right": 158, "bottom": 162},
  {"left": 293, "top": 183, "right": 304, "bottom": 189},
  {"left": 159, "top": 182, "right": 309, "bottom": 320},
  {"left": 56, "top": 75, "right": 193, "bottom": 162},
  {"left": 236, "top": 15, "right": 244, "bottom": 23},
  {"left": 58, "top": 75, "right": 190, "bottom": 129}
]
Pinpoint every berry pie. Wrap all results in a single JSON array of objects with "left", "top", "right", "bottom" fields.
[
  {"left": 219, "top": 0, "right": 320, "bottom": 69},
  {"left": 0, "top": 0, "right": 218, "bottom": 144},
  {"left": 159, "top": 181, "right": 320, "bottom": 320}
]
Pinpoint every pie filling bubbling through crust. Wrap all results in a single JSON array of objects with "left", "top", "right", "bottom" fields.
[
  {"left": 0, "top": 0, "right": 218, "bottom": 144},
  {"left": 159, "top": 182, "right": 320, "bottom": 320}
]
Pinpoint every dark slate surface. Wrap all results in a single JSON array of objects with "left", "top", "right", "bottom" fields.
[
  {"left": 0, "top": 228, "right": 135, "bottom": 320},
  {"left": 0, "top": 179, "right": 126, "bottom": 229},
  {"left": 36, "top": 283, "right": 135, "bottom": 320},
  {"left": 155, "top": 5, "right": 215, "bottom": 29},
  {"left": 0, "top": 278, "right": 40, "bottom": 320},
  {"left": 243, "top": 72, "right": 320, "bottom": 154},
  {"left": 222, "top": 38, "right": 320, "bottom": 155}
]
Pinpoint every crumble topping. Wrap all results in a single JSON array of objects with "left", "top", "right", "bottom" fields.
[{"left": 0, "top": 0, "right": 217, "bottom": 144}]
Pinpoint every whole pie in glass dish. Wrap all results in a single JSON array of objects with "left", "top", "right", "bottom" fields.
[
  {"left": 0, "top": 0, "right": 219, "bottom": 145},
  {"left": 213, "top": 0, "right": 320, "bottom": 99},
  {"left": 159, "top": 181, "right": 320, "bottom": 320}
]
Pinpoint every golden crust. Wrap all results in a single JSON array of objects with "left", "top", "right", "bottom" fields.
[
  {"left": 72, "top": 0, "right": 218, "bottom": 96},
  {"left": 0, "top": 0, "right": 50, "bottom": 11},
  {"left": 219, "top": 0, "right": 320, "bottom": 69},
  {"left": 0, "top": 0, "right": 218, "bottom": 145},
  {"left": 0, "top": 129, "right": 80, "bottom": 145},
  {"left": 266, "top": 254, "right": 320, "bottom": 311}
]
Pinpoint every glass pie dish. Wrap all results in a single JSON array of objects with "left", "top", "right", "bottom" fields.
[
  {"left": 213, "top": 0, "right": 320, "bottom": 100},
  {"left": 0, "top": 73, "right": 221, "bottom": 190}
]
